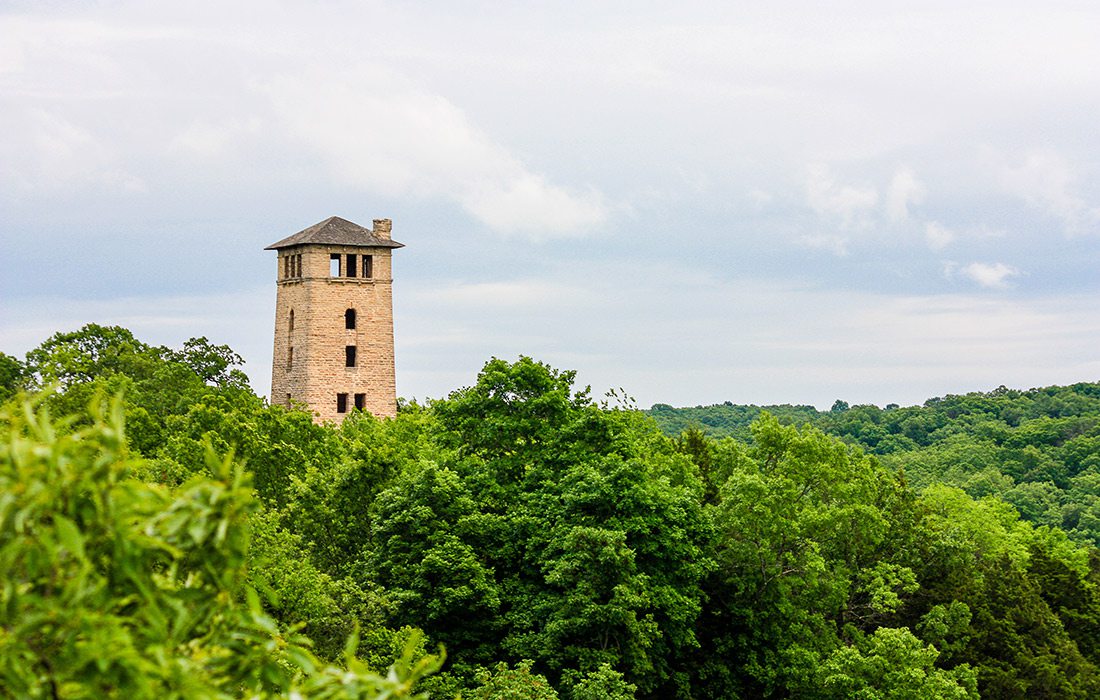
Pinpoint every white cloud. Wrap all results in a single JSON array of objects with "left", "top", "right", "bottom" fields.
[
  {"left": 263, "top": 68, "right": 609, "bottom": 238},
  {"left": 805, "top": 164, "right": 878, "bottom": 229},
  {"left": 462, "top": 174, "right": 607, "bottom": 237},
  {"left": 799, "top": 233, "right": 850, "bottom": 256},
  {"left": 1000, "top": 150, "right": 1100, "bottom": 235},
  {"left": 0, "top": 108, "right": 145, "bottom": 193},
  {"left": 925, "top": 221, "right": 955, "bottom": 250},
  {"left": 925, "top": 221, "right": 1008, "bottom": 251},
  {"left": 886, "top": 167, "right": 926, "bottom": 223},
  {"left": 955, "top": 262, "right": 1020, "bottom": 289},
  {"left": 748, "top": 188, "right": 774, "bottom": 207},
  {"left": 168, "top": 118, "right": 263, "bottom": 161}
]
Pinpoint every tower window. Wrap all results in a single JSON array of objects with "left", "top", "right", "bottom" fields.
[
  {"left": 287, "top": 347, "right": 293, "bottom": 370},
  {"left": 346, "top": 345, "right": 357, "bottom": 367},
  {"left": 286, "top": 393, "right": 292, "bottom": 407},
  {"left": 336, "top": 393, "right": 348, "bottom": 413},
  {"left": 345, "top": 308, "right": 356, "bottom": 329},
  {"left": 362, "top": 255, "right": 373, "bottom": 278},
  {"left": 285, "top": 254, "right": 303, "bottom": 279},
  {"left": 288, "top": 309, "right": 294, "bottom": 331},
  {"left": 346, "top": 254, "right": 357, "bottom": 278},
  {"left": 354, "top": 393, "right": 365, "bottom": 410},
  {"left": 330, "top": 253, "right": 341, "bottom": 277}
]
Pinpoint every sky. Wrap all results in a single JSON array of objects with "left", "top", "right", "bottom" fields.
[{"left": 3, "top": 1, "right": 1100, "bottom": 409}]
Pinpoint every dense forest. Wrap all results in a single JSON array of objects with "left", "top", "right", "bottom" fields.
[
  {"left": 3, "top": 325, "right": 1100, "bottom": 698},
  {"left": 649, "top": 386, "right": 1100, "bottom": 549}
]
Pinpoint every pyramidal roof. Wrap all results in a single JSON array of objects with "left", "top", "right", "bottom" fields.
[{"left": 265, "top": 216, "right": 404, "bottom": 250}]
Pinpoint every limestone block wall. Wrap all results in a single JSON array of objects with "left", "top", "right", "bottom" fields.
[{"left": 271, "top": 243, "right": 397, "bottom": 422}]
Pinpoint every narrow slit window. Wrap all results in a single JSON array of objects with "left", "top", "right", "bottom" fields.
[
  {"left": 295, "top": 254, "right": 302, "bottom": 277},
  {"left": 286, "top": 393, "right": 292, "bottom": 407},
  {"left": 336, "top": 393, "right": 348, "bottom": 413},
  {"left": 345, "top": 345, "right": 357, "bottom": 367},
  {"left": 345, "top": 308, "right": 356, "bottom": 329},
  {"left": 330, "top": 253, "right": 341, "bottom": 277},
  {"left": 354, "top": 393, "right": 365, "bottom": 410},
  {"left": 362, "top": 255, "right": 373, "bottom": 278},
  {"left": 288, "top": 309, "right": 294, "bottom": 331},
  {"left": 287, "top": 347, "right": 293, "bottom": 370},
  {"left": 283, "top": 256, "right": 290, "bottom": 279},
  {"left": 346, "top": 254, "right": 357, "bottom": 278}
]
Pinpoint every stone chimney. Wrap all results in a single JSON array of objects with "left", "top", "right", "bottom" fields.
[{"left": 373, "top": 219, "right": 392, "bottom": 239}]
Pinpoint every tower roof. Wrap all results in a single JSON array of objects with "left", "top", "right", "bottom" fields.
[{"left": 265, "top": 216, "right": 404, "bottom": 250}]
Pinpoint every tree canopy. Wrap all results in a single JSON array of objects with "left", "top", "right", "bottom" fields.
[{"left": 3, "top": 323, "right": 1099, "bottom": 698}]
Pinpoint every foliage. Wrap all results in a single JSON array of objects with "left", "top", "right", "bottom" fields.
[
  {"left": 648, "top": 384, "right": 1100, "bottom": 546},
  {"left": 569, "top": 663, "right": 637, "bottom": 700},
  {"left": 812, "top": 627, "right": 978, "bottom": 699},
  {"left": 0, "top": 352, "right": 28, "bottom": 402},
  {"left": 7, "top": 325, "right": 1100, "bottom": 698},
  {"left": 0, "top": 394, "right": 442, "bottom": 698},
  {"left": 469, "top": 661, "right": 559, "bottom": 700}
]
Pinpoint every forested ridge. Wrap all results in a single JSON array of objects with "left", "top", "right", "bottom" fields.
[
  {"left": 649, "top": 385, "right": 1100, "bottom": 549},
  {"left": 3, "top": 325, "right": 1100, "bottom": 698}
]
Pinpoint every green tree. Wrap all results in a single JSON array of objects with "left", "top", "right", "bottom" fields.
[
  {"left": 570, "top": 663, "right": 637, "bottom": 700},
  {"left": 0, "top": 394, "right": 441, "bottom": 698},
  {"left": 0, "top": 352, "right": 28, "bottom": 402},
  {"left": 366, "top": 462, "right": 503, "bottom": 665},
  {"left": 812, "top": 627, "right": 978, "bottom": 699},
  {"left": 469, "top": 661, "right": 560, "bottom": 700},
  {"left": 22, "top": 324, "right": 261, "bottom": 457},
  {"left": 701, "top": 414, "right": 924, "bottom": 695}
]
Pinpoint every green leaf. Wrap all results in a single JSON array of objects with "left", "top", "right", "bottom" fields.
[{"left": 54, "top": 513, "right": 86, "bottom": 561}]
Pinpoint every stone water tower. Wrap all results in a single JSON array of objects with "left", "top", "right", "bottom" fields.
[{"left": 266, "top": 216, "right": 403, "bottom": 422}]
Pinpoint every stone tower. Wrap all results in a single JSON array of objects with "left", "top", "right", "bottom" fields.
[{"left": 266, "top": 216, "right": 404, "bottom": 422}]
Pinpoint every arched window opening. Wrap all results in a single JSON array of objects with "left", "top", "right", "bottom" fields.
[
  {"left": 345, "top": 308, "right": 356, "bottom": 329},
  {"left": 289, "top": 309, "right": 295, "bottom": 331}
]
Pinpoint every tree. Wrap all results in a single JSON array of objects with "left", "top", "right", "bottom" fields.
[
  {"left": 433, "top": 356, "right": 592, "bottom": 483},
  {"left": 469, "top": 661, "right": 560, "bottom": 700},
  {"left": 366, "top": 463, "right": 503, "bottom": 665},
  {"left": 22, "top": 324, "right": 262, "bottom": 458},
  {"left": 702, "top": 414, "right": 924, "bottom": 695},
  {"left": 0, "top": 352, "right": 28, "bottom": 402},
  {"left": 813, "top": 627, "right": 978, "bottom": 699},
  {"left": 0, "top": 394, "right": 442, "bottom": 698},
  {"left": 570, "top": 663, "right": 637, "bottom": 700}
]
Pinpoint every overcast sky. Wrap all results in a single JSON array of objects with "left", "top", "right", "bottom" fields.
[{"left": 3, "top": 1, "right": 1100, "bottom": 409}]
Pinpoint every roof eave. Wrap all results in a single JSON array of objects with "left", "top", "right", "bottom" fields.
[{"left": 264, "top": 238, "right": 405, "bottom": 250}]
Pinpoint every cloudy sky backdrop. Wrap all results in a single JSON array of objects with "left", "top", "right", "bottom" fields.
[{"left": 3, "top": 1, "right": 1100, "bottom": 408}]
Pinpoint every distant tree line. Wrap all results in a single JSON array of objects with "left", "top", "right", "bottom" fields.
[{"left": 648, "top": 384, "right": 1100, "bottom": 548}]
